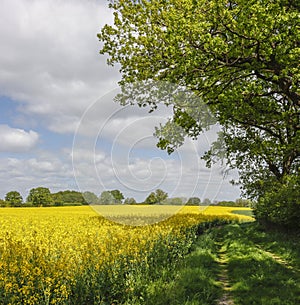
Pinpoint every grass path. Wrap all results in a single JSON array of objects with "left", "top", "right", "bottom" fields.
[
  {"left": 215, "top": 223, "right": 300, "bottom": 305},
  {"left": 124, "top": 222, "right": 300, "bottom": 305},
  {"left": 177, "top": 222, "right": 300, "bottom": 305},
  {"left": 216, "top": 242, "right": 234, "bottom": 305},
  {"left": 255, "top": 244, "right": 300, "bottom": 274}
]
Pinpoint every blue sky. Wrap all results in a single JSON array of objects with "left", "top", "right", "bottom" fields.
[{"left": 0, "top": 0, "right": 241, "bottom": 202}]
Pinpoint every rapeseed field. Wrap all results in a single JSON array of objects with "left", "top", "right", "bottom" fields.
[{"left": 0, "top": 206, "right": 252, "bottom": 304}]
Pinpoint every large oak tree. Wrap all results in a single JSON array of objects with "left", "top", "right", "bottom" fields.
[{"left": 98, "top": 0, "right": 299, "bottom": 227}]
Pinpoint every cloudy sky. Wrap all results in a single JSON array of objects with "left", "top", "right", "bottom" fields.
[{"left": 0, "top": 0, "right": 241, "bottom": 202}]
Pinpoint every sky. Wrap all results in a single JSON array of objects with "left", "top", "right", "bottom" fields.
[{"left": 0, "top": 0, "right": 241, "bottom": 202}]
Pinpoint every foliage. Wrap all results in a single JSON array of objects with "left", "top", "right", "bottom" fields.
[
  {"left": 82, "top": 191, "right": 99, "bottom": 204},
  {"left": 124, "top": 197, "right": 137, "bottom": 205},
  {"left": 187, "top": 197, "right": 201, "bottom": 206},
  {"left": 253, "top": 175, "right": 300, "bottom": 229},
  {"left": 27, "top": 187, "right": 53, "bottom": 207},
  {"left": 51, "top": 191, "right": 64, "bottom": 206},
  {"left": 144, "top": 192, "right": 157, "bottom": 205},
  {"left": 155, "top": 189, "right": 168, "bottom": 203},
  {"left": 202, "top": 198, "right": 212, "bottom": 205},
  {"left": 0, "top": 199, "right": 7, "bottom": 207},
  {"left": 98, "top": 190, "right": 125, "bottom": 204},
  {"left": 99, "top": 0, "right": 300, "bottom": 228},
  {"left": 98, "top": 190, "right": 115, "bottom": 204},
  {"left": 217, "top": 198, "right": 252, "bottom": 207},
  {"left": 110, "top": 189, "right": 125, "bottom": 204},
  {"left": 216, "top": 200, "right": 235, "bottom": 207},
  {"left": 51, "top": 190, "right": 87, "bottom": 206},
  {"left": 4, "top": 191, "right": 23, "bottom": 207},
  {"left": 163, "top": 197, "right": 184, "bottom": 205},
  {"left": 234, "top": 198, "right": 252, "bottom": 207},
  {"left": 144, "top": 189, "right": 168, "bottom": 204}
]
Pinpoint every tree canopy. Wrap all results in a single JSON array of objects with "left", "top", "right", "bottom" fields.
[
  {"left": 187, "top": 197, "right": 201, "bottom": 206},
  {"left": 144, "top": 189, "right": 168, "bottom": 204},
  {"left": 51, "top": 190, "right": 87, "bottom": 206},
  {"left": 5, "top": 191, "right": 23, "bottom": 207},
  {"left": 98, "top": 190, "right": 124, "bottom": 204},
  {"left": 99, "top": 0, "right": 300, "bottom": 228},
  {"left": 99, "top": 191, "right": 115, "bottom": 205},
  {"left": 27, "top": 187, "right": 53, "bottom": 207},
  {"left": 110, "top": 189, "right": 125, "bottom": 204},
  {"left": 82, "top": 191, "right": 99, "bottom": 204},
  {"left": 124, "top": 197, "right": 137, "bottom": 205}
]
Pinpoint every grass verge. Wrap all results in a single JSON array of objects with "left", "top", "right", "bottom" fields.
[
  {"left": 135, "top": 230, "right": 223, "bottom": 305},
  {"left": 136, "top": 222, "right": 300, "bottom": 305},
  {"left": 214, "top": 223, "right": 300, "bottom": 305}
]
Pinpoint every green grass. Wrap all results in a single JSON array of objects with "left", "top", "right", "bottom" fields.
[
  {"left": 130, "top": 222, "right": 300, "bottom": 305},
  {"left": 214, "top": 223, "right": 300, "bottom": 305},
  {"left": 138, "top": 231, "right": 223, "bottom": 305},
  {"left": 231, "top": 209, "right": 254, "bottom": 218}
]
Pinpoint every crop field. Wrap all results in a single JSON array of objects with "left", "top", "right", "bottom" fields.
[
  {"left": 0, "top": 206, "right": 252, "bottom": 304},
  {"left": 92, "top": 205, "right": 253, "bottom": 225}
]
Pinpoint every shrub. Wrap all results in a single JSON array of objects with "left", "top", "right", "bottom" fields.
[{"left": 254, "top": 175, "right": 300, "bottom": 229}]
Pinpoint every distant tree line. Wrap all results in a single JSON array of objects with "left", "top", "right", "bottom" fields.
[
  {"left": 0, "top": 187, "right": 252, "bottom": 208},
  {"left": 216, "top": 199, "right": 252, "bottom": 208},
  {"left": 0, "top": 188, "right": 88, "bottom": 207},
  {"left": 0, "top": 188, "right": 130, "bottom": 207}
]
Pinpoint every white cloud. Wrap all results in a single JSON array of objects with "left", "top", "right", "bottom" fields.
[
  {"left": 0, "top": 0, "right": 120, "bottom": 133},
  {"left": 0, "top": 144, "right": 240, "bottom": 202},
  {"left": 70, "top": 141, "right": 240, "bottom": 201},
  {"left": 27, "top": 158, "right": 58, "bottom": 172},
  {"left": 0, "top": 124, "right": 39, "bottom": 152},
  {"left": 0, "top": 1, "right": 241, "bottom": 202},
  {"left": 0, "top": 154, "right": 75, "bottom": 198},
  {"left": 71, "top": 147, "right": 106, "bottom": 164},
  {"left": 0, "top": 0, "right": 218, "bottom": 150},
  {"left": 72, "top": 88, "right": 175, "bottom": 152}
]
